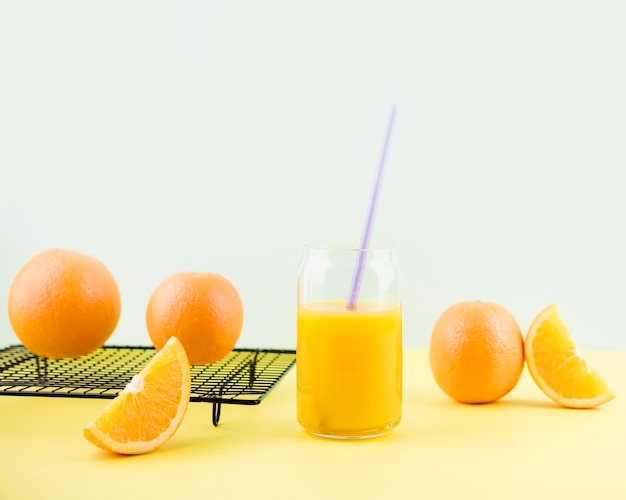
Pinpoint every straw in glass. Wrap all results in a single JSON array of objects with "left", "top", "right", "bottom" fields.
[{"left": 346, "top": 106, "right": 397, "bottom": 309}]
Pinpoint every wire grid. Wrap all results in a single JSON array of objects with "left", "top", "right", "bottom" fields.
[{"left": 0, "top": 344, "right": 296, "bottom": 424}]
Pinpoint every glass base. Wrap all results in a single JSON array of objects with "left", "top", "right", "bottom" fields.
[{"left": 303, "top": 418, "right": 401, "bottom": 440}]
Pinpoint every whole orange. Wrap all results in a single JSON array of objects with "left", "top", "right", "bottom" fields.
[
  {"left": 8, "top": 248, "right": 121, "bottom": 359},
  {"left": 146, "top": 272, "right": 244, "bottom": 365},
  {"left": 429, "top": 301, "right": 524, "bottom": 404}
]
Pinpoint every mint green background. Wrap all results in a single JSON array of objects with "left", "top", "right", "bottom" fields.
[{"left": 1, "top": 2, "right": 625, "bottom": 350}]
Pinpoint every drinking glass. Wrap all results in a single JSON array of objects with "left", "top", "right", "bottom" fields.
[{"left": 296, "top": 242, "right": 402, "bottom": 439}]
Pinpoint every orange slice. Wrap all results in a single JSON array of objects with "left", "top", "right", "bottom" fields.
[
  {"left": 525, "top": 304, "right": 615, "bottom": 409},
  {"left": 84, "top": 336, "right": 191, "bottom": 454}
]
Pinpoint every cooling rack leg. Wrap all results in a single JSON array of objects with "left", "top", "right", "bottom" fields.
[
  {"left": 212, "top": 402, "right": 221, "bottom": 426},
  {"left": 248, "top": 351, "right": 259, "bottom": 386},
  {"left": 35, "top": 356, "right": 48, "bottom": 384}
]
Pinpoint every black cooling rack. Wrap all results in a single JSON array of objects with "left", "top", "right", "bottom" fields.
[{"left": 0, "top": 344, "right": 296, "bottom": 426}]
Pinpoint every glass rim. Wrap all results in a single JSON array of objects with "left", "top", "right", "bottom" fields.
[{"left": 303, "top": 241, "right": 395, "bottom": 253}]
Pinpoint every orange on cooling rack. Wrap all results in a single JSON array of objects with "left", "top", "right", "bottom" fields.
[
  {"left": 146, "top": 272, "right": 244, "bottom": 365},
  {"left": 8, "top": 248, "right": 121, "bottom": 359}
]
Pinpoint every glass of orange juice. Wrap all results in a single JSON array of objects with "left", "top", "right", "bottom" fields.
[{"left": 296, "top": 242, "right": 402, "bottom": 439}]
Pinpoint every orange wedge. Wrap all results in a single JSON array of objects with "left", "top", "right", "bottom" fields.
[
  {"left": 525, "top": 304, "right": 615, "bottom": 409},
  {"left": 84, "top": 336, "right": 191, "bottom": 454}
]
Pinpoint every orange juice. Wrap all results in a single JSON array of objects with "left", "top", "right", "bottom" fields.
[{"left": 296, "top": 301, "right": 402, "bottom": 438}]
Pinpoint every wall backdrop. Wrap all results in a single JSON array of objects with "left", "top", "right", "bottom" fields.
[{"left": 1, "top": 2, "right": 625, "bottom": 351}]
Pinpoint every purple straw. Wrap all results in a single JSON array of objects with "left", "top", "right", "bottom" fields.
[{"left": 347, "top": 106, "right": 397, "bottom": 309}]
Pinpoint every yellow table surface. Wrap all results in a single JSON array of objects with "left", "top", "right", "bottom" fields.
[{"left": 1, "top": 349, "right": 625, "bottom": 500}]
